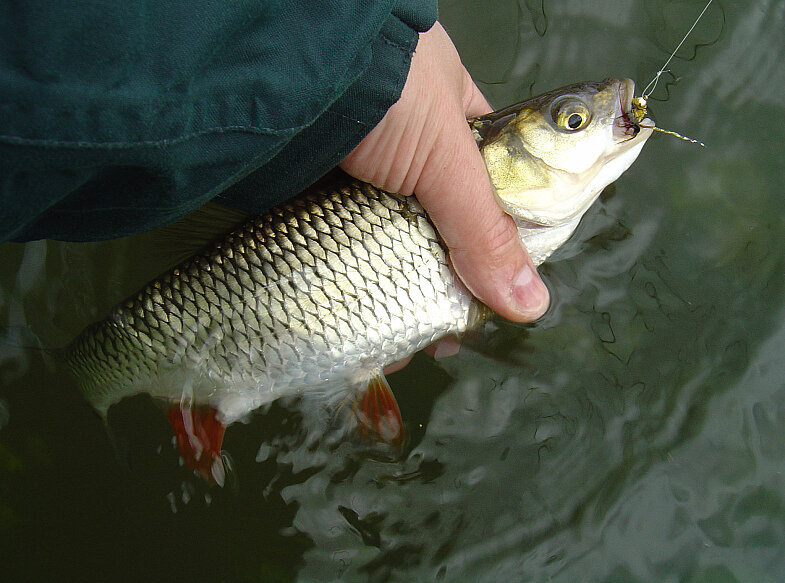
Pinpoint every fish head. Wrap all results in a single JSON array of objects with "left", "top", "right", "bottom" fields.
[{"left": 472, "top": 78, "right": 653, "bottom": 230}]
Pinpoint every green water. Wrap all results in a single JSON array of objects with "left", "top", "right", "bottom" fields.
[{"left": 2, "top": 1, "right": 785, "bottom": 581}]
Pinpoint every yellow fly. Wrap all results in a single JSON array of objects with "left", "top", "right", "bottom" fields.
[{"left": 633, "top": 0, "right": 715, "bottom": 147}]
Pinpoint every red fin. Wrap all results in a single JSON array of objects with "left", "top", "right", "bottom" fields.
[
  {"left": 166, "top": 405, "right": 226, "bottom": 485},
  {"left": 353, "top": 374, "right": 405, "bottom": 447}
]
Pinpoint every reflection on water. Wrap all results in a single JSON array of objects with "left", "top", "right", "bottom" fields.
[{"left": 3, "top": 1, "right": 785, "bottom": 581}]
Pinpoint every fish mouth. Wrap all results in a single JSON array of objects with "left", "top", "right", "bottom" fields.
[
  {"left": 613, "top": 78, "right": 654, "bottom": 142},
  {"left": 619, "top": 78, "right": 635, "bottom": 115}
]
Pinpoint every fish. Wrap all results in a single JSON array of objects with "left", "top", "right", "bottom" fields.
[{"left": 66, "top": 78, "right": 653, "bottom": 483}]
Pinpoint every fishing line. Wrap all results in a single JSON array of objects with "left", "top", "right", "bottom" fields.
[
  {"left": 632, "top": 0, "right": 715, "bottom": 146},
  {"left": 641, "top": 0, "right": 715, "bottom": 100}
]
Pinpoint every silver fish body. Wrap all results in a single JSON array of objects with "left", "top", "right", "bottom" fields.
[
  {"left": 68, "top": 181, "right": 477, "bottom": 422},
  {"left": 67, "top": 79, "right": 653, "bottom": 423}
]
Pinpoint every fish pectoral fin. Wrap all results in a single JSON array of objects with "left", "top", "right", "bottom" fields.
[
  {"left": 166, "top": 404, "right": 227, "bottom": 486},
  {"left": 342, "top": 372, "right": 405, "bottom": 448}
]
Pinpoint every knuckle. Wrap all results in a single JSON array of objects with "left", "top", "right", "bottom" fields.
[{"left": 476, "top": 213, "right": 521, "bottom": 262}]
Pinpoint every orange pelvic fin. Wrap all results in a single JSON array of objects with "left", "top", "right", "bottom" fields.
[
  {"left": 166, "top": 404, "right": 226, "bottom": 486},
  {"left": 352, "top": 373, "right": 405, "bottom": 448}
]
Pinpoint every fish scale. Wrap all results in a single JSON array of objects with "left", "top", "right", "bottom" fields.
[{"left": 68, "top": 180, "right": 476, "bottom": 422}]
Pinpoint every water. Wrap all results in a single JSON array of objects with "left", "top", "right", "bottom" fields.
[{"left": 2, "top": 1, "right": 784, "bottom": 581}]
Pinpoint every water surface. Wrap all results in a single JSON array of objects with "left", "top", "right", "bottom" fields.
[{"left": 2, "top": 1, "right": 785, "bottom": 581}]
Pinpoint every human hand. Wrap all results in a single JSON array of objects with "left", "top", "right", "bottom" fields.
[{"left": 340, "top": 22, "right": 549, "bottom": 323}]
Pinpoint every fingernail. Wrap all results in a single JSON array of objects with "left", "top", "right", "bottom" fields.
[{"left": 511, "top": 263, "right": 550, "bottom": 319}]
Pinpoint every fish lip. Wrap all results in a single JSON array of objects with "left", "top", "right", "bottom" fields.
[
  {"left": 619, "top": 78, "right": 635, "bottom": 116},
  {"left": 613, "top": 78, "right": 654, "bottom": 141}
]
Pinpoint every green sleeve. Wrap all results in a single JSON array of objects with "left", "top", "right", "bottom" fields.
[{"left": 0, "top": 0, "right": 438, "bottom": 242}]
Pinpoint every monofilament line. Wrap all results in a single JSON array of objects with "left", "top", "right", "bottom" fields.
[{"left": 642, "top": 0, "right": 714, "bottom": 100}]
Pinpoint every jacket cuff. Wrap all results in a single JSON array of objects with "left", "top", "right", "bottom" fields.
[{"left": 215, "top": 1, "right": 438, "bottom": 213}]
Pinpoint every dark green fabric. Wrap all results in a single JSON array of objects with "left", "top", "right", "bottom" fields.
[{"left": 0, "top": 0, "right": 438, "bottom": 242}]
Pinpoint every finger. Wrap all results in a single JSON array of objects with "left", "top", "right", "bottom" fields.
[
  {"left": 414, "top": 110, "right": 550, "bottom": 323},
  {"left": 383, "top": 354, "right": 413, "bottom": 375},
  {"left": 385, "top": 335, "right": 461, "bottom": 375},
  {"left": 463, "top": 76, "right": 492, "bottom": 118},
  {"left": 423, "top": 335, "right": 462, "bottom": 360}
]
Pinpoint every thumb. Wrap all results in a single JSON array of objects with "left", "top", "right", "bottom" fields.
[{"left": 413, "top": 109, "right": 549, "bottom": 322}]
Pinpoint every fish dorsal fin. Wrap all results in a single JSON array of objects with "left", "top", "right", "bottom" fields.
[
  {"left": 155, "top": 201, "right": 250, "bottom": 253},
  {"left": 145, "top": 202, "right": 251, "bottom": 268}
]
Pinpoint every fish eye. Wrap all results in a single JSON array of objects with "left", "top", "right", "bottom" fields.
[{"left": 550, "top": 98, "right": 591, "bottom": 131}]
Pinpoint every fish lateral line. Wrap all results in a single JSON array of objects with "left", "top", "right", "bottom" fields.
[{"left": 631, "top": 0, "right": 714, "bottom": 147}]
